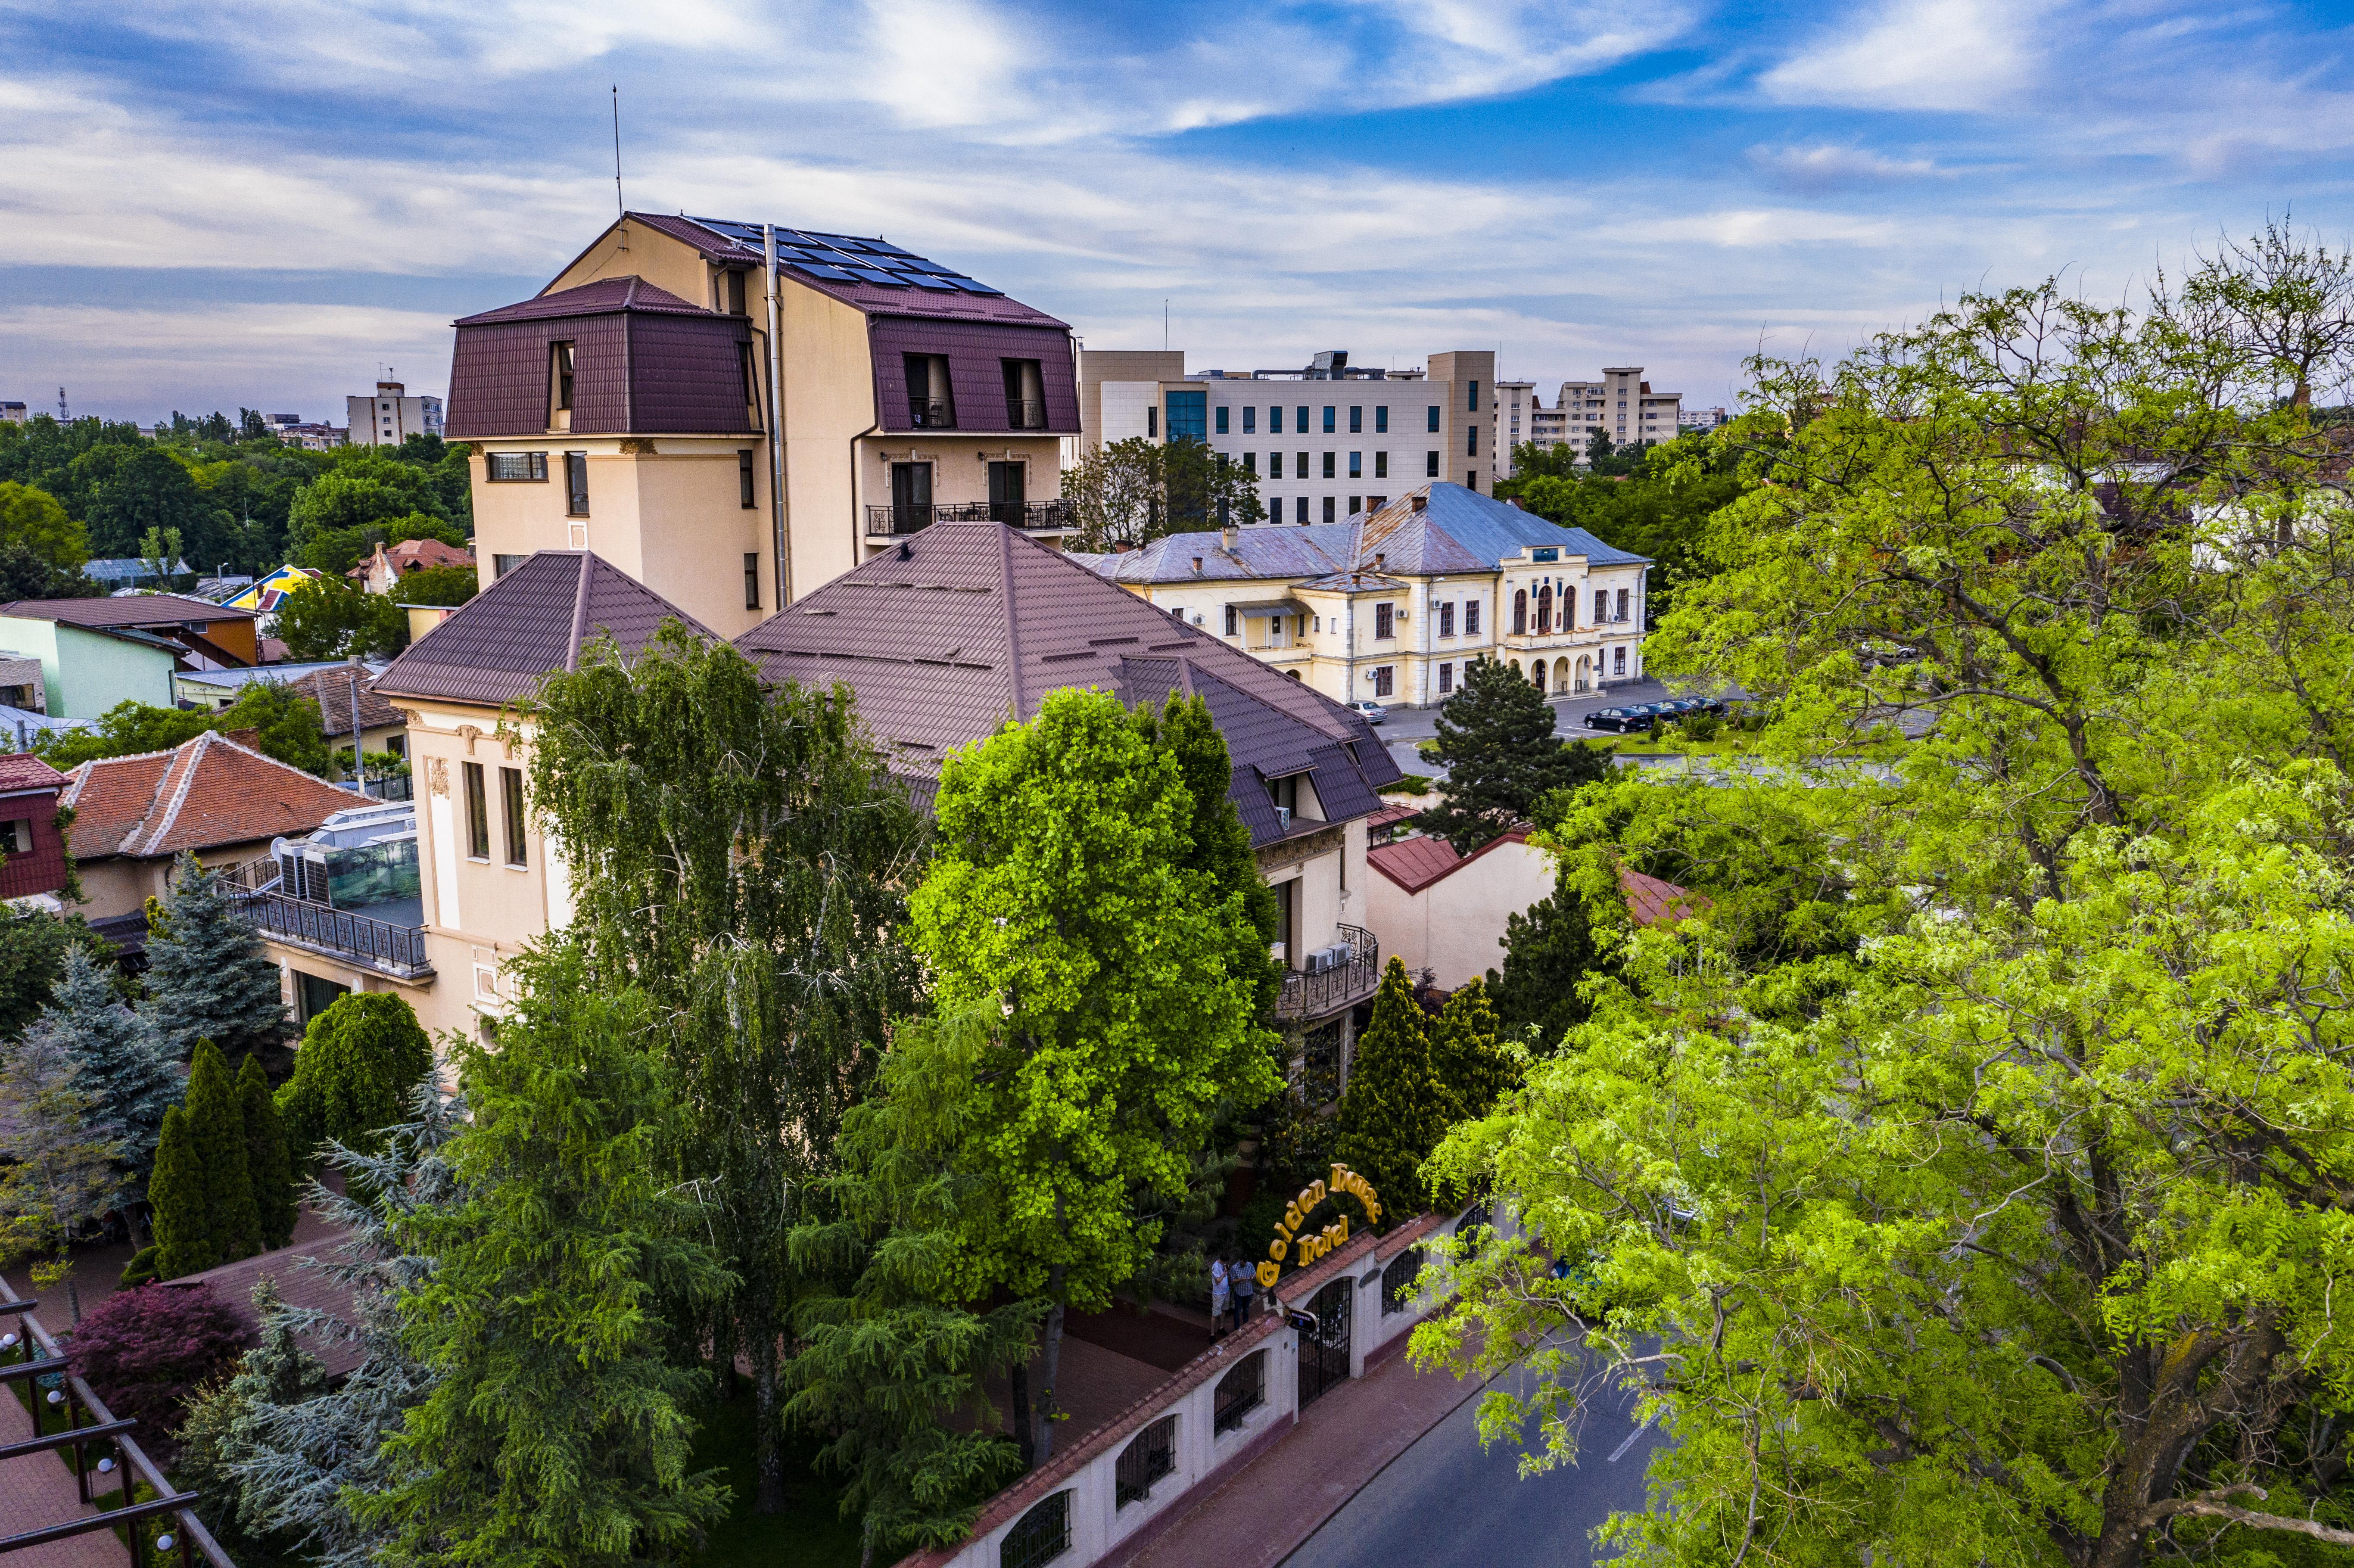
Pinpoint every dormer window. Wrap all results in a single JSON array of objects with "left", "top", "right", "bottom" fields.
[
  {"left": 549, "top": 341, "right": 576, "bottom": 431},
  {"left": 905, "top": 354, "right": 955, "bottom": 429}
]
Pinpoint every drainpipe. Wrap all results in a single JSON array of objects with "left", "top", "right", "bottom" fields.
[
  {"left": 762, "top": 226, "right": 791, "bottom": 606},
  {"left": 346, "top": 653, "right": 365, "bottom": 794}
]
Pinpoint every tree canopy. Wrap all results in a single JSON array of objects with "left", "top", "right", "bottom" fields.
[
  {"left": 1064, "top": 436, "right": 1267, "bottom": 551},
  {"left": 1413, "top": 245, "right": 2354, "bottom": 1568},
  {"left": 1418, "top": 654, "right": 1607, "bottom": 854}
]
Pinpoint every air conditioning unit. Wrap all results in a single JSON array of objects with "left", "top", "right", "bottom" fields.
[{"left": 1306, "top": 948, "right": 1335, "bottom": 975}]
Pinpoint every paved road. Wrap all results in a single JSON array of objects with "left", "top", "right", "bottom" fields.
[
  {"left": 1379, "top": 678, "right": 1675, "bottom": 779},
  {"left": 1283, "top": 1352, "right": 1665, "bottom": 1568}
]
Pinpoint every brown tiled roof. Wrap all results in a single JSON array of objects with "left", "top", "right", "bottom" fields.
[
  {"left": 0, "top": 752, "right": 67, "bottom": 798},
  {"left": 732, "top": 522, "right": 1401, "bottom": 844},
  {"left": 0, "top": 594, "right": 255, "bottom": 627},
  {"left": 1367, "top": 827, "right": 1532, "bottom": 895},
  {"left": 62, "top": 731, "right": 361, "bottom": 860},
  {"left": 283, "top": 668, "right": 404, "bottom": 738},
  {"left": 347, "top": 538, "right": 474, "bottom": 579},
  {"left": 171, "top": 1234, "right": 364, "bottom": 1378},
  {"left": 452, "top": 274, "right": 705, "bottom": 326},
  {"left": 1619, "top": 865, "right": 1708, "bottom": 927},
  {"left": 373, "top": 551, "right": 716, "bottom": 709}
]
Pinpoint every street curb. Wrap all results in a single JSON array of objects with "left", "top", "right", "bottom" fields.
[{"left": 1272, "top": 1364, "right": 1499, "bottom": 1566}]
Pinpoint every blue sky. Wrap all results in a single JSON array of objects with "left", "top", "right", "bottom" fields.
[{"left": 6, "top": 0, "right": 2353, "bottom": 423}]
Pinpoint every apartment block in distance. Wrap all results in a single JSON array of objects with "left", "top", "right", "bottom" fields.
[
  {"left": 1499, "top": 367, "right": 1684, "bottom": 477},
  {"left": 1078, "top": 348, "right": 1497, "bottom": 526},
  {"left": 346, "top": 380, "right": 445, "bottom": 447},
  {"left": 443, "top": 212, "right": 1080, "bottom": 633}
]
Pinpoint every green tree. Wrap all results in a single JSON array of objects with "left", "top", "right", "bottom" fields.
[
  {"left": 1331, "top": 958, "right": 1443, "bottom": 1220},
  {"left": 22, "top": 943, "right": 178, "bottom": 1187},
  {"left": 34, "top": 685, "right": 329, "bottom": 773},
  {"left": 0, "top": 479, "right": 88, "bottom": 569},
  {"left": 1424, "top": 975, "right": 1514, "bottom": 1129},
  {"left": 142, "top": 852, "right": 290, "bottom": 1067},
  {"left": 364, "top": 950, "right": 732, "bottom": 1568},
  {"left": 1413, "top": 258, "right": 2354, "bottom": 1565},
  {"left": 218, "top": 679, "right": 331, "bottom": 775},
  {"left": 790, "top": 1004, "right": 1047, "bottom": 1562},
  {"left": 905, "top": 687, "right": 1277, "bottom": 1465},
  {"left": 1064, "top": 435, "right": 1266, "bottom": 551},
  {"left": 177, "top": 1274, "right": 333, "bottom": 1555},
  {"left": 0, "top": 912, "right": 110, "bottom": 1042},
  {"left": 525, "top": 626, "right": 927, "bottom": 1515},
  {"left": 390, "top": 562, "right": 477, "bottom": 606},
  {"left": 0, "top": 1022, "right": 123, "bottom": 1321},
  {"left": 150, "top": 1104, "right": 215, "bottom": 1278},
  {"left": 1512, "top": 434, "right": 1747, "bottom": 618},
  {"left": 1420, "top": 656, "right": 1606, "bottom": 854},
  {"left": 275, "top": 992, "right": 433, "bottom": 1171},
  {"left": 285, "top": 450, "right": 448, "bottom": 556},
  {"left": 1481, "top": 871, "right": 1601, "bottom": 1049},
  {"left": 237, "top": 1054, "right": 296, "bottom": 1250},
  {"left": 274, "top": 571, "right": 408, "bottom": 659},
  {"left": 80, "top": 444, "right": 228, "bottom": 563},
  {"left": 187, "top": 1039, "right": 262, "bottom": 1263},
  {"left": 0, "top": 540, "right": 99, "bottom": 598}
]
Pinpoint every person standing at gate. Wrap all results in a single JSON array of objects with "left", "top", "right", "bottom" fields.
[
  {"left": 1209, "top": 1256, "right": 1230, "bottom": 1340},
  {"left": 1229, "top": 1257, "right": 1255, "bottom": 1331}
]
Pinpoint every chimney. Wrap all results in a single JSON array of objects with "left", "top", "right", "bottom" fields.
[
  {"left": 1411, "top": 494, "right": 1426, "bottom": 513},
  {"left": 1374, "top": 552, "right": 1386, "bottom": 572},
  {"left": 1191, "top": 556, "right": 1204, "bottom": 574},
  {"left": 1221, "top": 525, "right": 1238, "bottom": 551}
]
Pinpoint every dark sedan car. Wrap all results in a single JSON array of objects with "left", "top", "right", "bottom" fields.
[{"left": 1581, "top": 706, "right": 1657, "bottom": 733}]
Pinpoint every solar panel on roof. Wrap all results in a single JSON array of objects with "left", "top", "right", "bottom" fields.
[
  {"left": 941, "top": 277, "right": 1003, "bottom": 295},
  {"left": 793, "top": 262, "right": 859, "bottom": 281},
  {"left": 845, "top": 266, "right": 907, "bottom": 286},
  {"left": 864, "top": 240, "right": 918, "bottom": 257},
  {"left": 906, "top": 274, "right": 956, "bottom": 291}
]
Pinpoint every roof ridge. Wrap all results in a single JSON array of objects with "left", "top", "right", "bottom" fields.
[
  {"left": 131, "top": 728, "right": 215, "bottom": 857},
  {"left": 567, "top": 553, "right": 593, "bottom": 673}
]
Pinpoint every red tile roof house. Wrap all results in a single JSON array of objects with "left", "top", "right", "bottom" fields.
[
  {"left": 60, "top": 730, "right": 365, "bottom": 922},
  {"left": 0, "top": 752, "right": 73, "bottom": 906},
  {"left": 349, "top": 537, "right": 475, "bottom": 596},
  {"left": 1363, "top": 824, "right": 1557, "bottom": 992}
]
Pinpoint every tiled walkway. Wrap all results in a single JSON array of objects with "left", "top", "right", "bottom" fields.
[{"left": 0, "top": 1384, "right": 125, "bottom": 1568}]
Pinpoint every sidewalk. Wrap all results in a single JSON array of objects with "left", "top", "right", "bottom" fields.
[
  {"left": 1116, "top": 1342, "right": 1486, "bottom": 1568},
  {"left": 0, "top": 1384, "right": 122, "bottom": 1568}
]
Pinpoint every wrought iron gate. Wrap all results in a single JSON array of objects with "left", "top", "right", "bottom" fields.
[{"left": 1295, "top": 1277, "right": 1353, "bottom": 1409}]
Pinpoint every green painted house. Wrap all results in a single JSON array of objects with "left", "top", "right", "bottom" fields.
[{"left": 0, "top": 614, "right": 181, "bottom": 719}]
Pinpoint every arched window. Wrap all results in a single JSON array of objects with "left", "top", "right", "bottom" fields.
[
  {"left": 1511, "top": 589, "right": 1527, "bottom": 635},
  {"left": 1535, "top": 586, "right": 1552, "bottom": 635},
  {"left": 1214, "top": 1350, "right": 1267, "bottom": 1434},
  {"left": 1001, "top": 1491, "right": 1071, "bottom": 1568},
  {"left": 1116, "top": 1415, "right": 1178, "bottom": 1507}
]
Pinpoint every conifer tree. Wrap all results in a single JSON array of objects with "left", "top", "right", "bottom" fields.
[
  {"left": 1426, "top": 977, "right": 1516, "bottom": 1129},
  {"left": 1483, "top": 871, "right": 1604, "bottom": 1049},
  {"left": 151, "top": 1104, "right": 217, "bottom": 1278},
  {"left": 237, "top": 1055, "right": 296, "bottom": 1249},
  {"left": 363, "top": 949, "right": 730, "bottom": 1566},
  {"left": 144, "top": 852, "right": 289, "bottom": 1065},
  {"left": 22, "top": 944, "right": 180, "bottom": 1187},
  {"left": 1333, "top": 958, "right": 1445, "bottom": 1218},
  {"left": 227, "top": 1081, "right": 460, "bottom": 1568},
  {"left": 177, "top": 1274, "right": 332, "bottom": 1550},
  {"left": 1420, "top": 656, "right": 1607, "bottom": 854},
  {"left": 275, "top": 993, "right": 433, "bottom": 1172},
  {"left": 188, "top": 1039, "right": 262, "bottom": 1263}
]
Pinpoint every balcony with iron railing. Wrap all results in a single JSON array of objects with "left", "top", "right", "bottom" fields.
[
  {"left": 909, "top": 397, "right": 954, "bottom": 429},
  {"left": 1277, "top": 923, "right": 1379, "bottom": 1020},
  {"left": 865, "top": 499, "right": 1077, "bottom": 538},
  {"left": 1006, "top": 398, "right": 1046, "bottom": 430},
  {"left": 218, "top": 821, "right": 434, "bottom": 982}
]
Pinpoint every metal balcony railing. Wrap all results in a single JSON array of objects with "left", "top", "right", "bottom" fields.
[
  {"left": 1277, "top": 923, "right": 1379, "bottom": 1020},
  {"left": 1006, "top": 398, "right": 1046, "bottom": 430},
  {"left": 909, "top": 397, "right": 954, "bottom": 429},
  {"left": 233, "top": 891, "right": 434, "bottom": 980},
  {"left": 865, "top": 501, "right": 1076, "bottom": 537}
]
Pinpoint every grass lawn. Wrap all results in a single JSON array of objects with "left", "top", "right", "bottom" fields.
[
  {"left": 689, "top": 1394, "right": 866, "bottom": 1568},
  {"left": 1599, "top": 731, "right": 1758, "bottom": 756}
]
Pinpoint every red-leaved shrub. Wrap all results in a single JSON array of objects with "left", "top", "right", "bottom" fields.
[{"left": 68, "top": 1282, "right": 253, "bottom": 1460}]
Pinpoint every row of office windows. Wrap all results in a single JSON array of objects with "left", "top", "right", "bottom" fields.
[
  {"left": 1205, "top": 404, "right": 1440, "bottom": 436},
  {"left": 1203, "top": 600, "right": 1486, "bottom": 641},
  {"left": 1239, "top": 452, "right": 1449, "bottom": 482}
]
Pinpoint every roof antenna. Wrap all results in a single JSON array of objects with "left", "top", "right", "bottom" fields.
[{"left": 611, "top": 86, "right": 625, "bottom": 220}]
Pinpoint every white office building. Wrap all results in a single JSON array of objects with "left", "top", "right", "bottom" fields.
[
  {"left": 1079, "top": 348, "right": 1497, "bottom": 526},
  {"left": 1500, "top": 368, "right": 1685, "bottom": 477},
  {"left": 345, "top": 380, "right": 445, "bottom": 448}
]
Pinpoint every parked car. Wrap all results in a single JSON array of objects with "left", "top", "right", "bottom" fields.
[
  {"left": 1581, "top": 706, "right": 1656, "bottom": 733},
  {"left": 1350, "top": 700, "right": 1387, "bottom": 725}
]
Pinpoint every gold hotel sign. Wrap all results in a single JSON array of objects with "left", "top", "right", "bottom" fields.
[{"left": 1256, "top": 1163, "right": 1381, "bottom": 1288}]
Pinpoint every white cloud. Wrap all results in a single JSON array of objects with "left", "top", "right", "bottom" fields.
[
  {"left": 1746, "top": 143, "right": 1947, "bottom": 192},
  {"left": 1757, "top": 0, "right": 2038, "bottom": 111}
]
